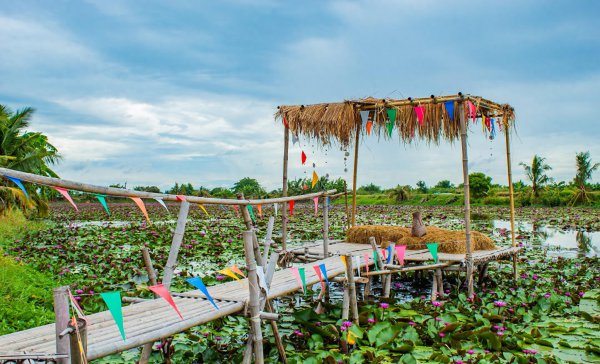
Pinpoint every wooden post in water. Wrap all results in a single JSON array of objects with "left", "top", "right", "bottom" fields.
[
  {"left": 351, "top": 123, "right": 360, "bottom": 226},
  {"left": 322, "top": 196, "right": 329, "bottom": 259},
  {"left": 140, "top": 248, "right": 159, "bottom": 364},
  {"left": 243, "top": 230, "right": 264, "bottom": 364},
  {"left": 163, "top": 200, "right": 190, "bottom": 289},
  {"left": 282, "top": 126, "right": 290, "bottom": 250},
  {"left": 504, "top": 122, "right": 518, "bottom": 281},
  {"left": 458, "top": 98, "right": 474, "bottom": 297},
  {"left": 53, "top": 286, "right": 71, "bottom": 364},
  {"left": 345, "top": 254, "right": 359, "bottom": 325}
]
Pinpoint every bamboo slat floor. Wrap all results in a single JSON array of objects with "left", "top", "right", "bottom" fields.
[{"left": 0, "top": 242, "right": 519, "bottom": 361}]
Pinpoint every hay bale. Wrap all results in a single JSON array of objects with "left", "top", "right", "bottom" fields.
[{"left": 346, "top": 225, "right": 496, "bottom": 254}]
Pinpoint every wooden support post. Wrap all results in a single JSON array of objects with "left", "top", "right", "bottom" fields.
[
  {"left": 263, "top": 216, "right": 275, "bottom": 264},
  {"left": 53, "top": 286, "right": 71, "bottom": 364},
  {"left": 237, "top": 193, "right": 264, "bottom": 267},
  {"left": 323, "top": 196, "right": 329, "bottom": 258},
  {"left": 504, "top": 124, "right": 518, "bottom": 282},
  {"left": 383, "top": 244, "right": 395, "bottom": 298},
  {"left": 458, "top": 99, "right": 474, "bottom": 297},
  {"left": 345, "top": 254, "right": 359, "bottom": 325},
  {"left": 435, "top": 268, "right": 444, "bottom": 298},
  {"left": 68, "top": 318, "right": 87, "bottom": 364},
  {"left": 342, "top": 282, "right": 350, "bottom": 321},
  {"left": 163, "top": 200, "right": 190, "bottom": 289},
  {"left": 351, "top": 123, "right": 360, "bottom": 226},
  {"left": 282, "top": 126, "right": 290, "bottom": 250},
  {"left": 140, "top": 248, "right": 159, "bottom": 364},
  {"left": 430, "top": 271, "right": 438, "bottom": 301},
  {"left": 344, "top": 180, "right": 350, "bottom": 230},
  {"left": 243, "top": 230, "right": 264, "bottom": 364}
]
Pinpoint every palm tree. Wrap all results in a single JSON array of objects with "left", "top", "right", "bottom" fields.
[
  {"left": 387, "top": 185, "right": 411, "bottom": 202},
  {"left": 519, "top": 155, "right": 553, "bottom": 198},
  {"left": 0, "top": 105, "right": 61, "bottom": 214},
  {"left": 571, "top": 151, "right": 599, "bottom": 205}
]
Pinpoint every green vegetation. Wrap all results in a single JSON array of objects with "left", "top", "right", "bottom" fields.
[{"left": 520, "top": 155, "right": 553, "bottom": 198}]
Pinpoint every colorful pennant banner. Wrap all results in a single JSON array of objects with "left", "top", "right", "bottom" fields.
[
  {"left": 395, "top": 245, "right": 407, "bottom": 266},
  {"left": 312, "top": 171, "right": 319, "bottom": 189},
  {"left": 415, "top": 105, "right": 425, "bottom": 126},
  {"left": 229, "top": 265, "right": 246, "bottom": 278},
  {"left": 301, "top": 151, "right": 307, "bottom": 165},
  {"left": 426, "top": 243, "right": 439, "bottom": 263},
  {"left": 386, "top": 245, "right": 393, "bottom": 264},
  {"left": 130, "top": 197, "right": 150, "bottom": 223},
  {"left": 363, "top": 253, "right": 370, "bottom": 274},
  {"left": 53, "top": 187, "right": 78, "bottom": 211},
  {"left": 186, "top": 277, "right": 219, "bottom": 310},
  {"left": 176, "top": 195, "right": 186, "bottom": 202},
  {"left": 154, "top": 198, "right": 169, "bottom": 212},
  {"left": 290, "top": 267, "right": 305, "bottom": 294},
  {"left": 199, "top": 204, "right": 210, "bottom": 217},
  {"left": 5, "top": 175, "right": 29, "bottom": 199},
  {"left": 444, "top": 100, "right": 455, "bottom": 121},
  {"left": 100, "top": 291, "right": 126, "bottom": 341},
  {"left": 289, "top": 200, "right": 295, "bottom": 216},
  {"left": 95, "top": 194, "right": 110, "bottom": 215},
  {"left": 256, "top": 204, "right": 262, "bottom": 218},
  {"left": 247, "top": 205, "right": 256, "bottom": 223},
  {"left": 313, "top": 265, "right": 326, "bottom": 291},
  {"left": 313, "top": 197, "right": 319, "bottom": 216},
  {"left": 366, "top": 120, "right": 373, "bottom": 136},
  {"left": 467, "top": 100, "right": 476, "bottom": 120},
  {"left": 149, "top": 284, "right": 183, "bottom": 320},
  {"left": 218, "top": 267, "right": 242, "bottom": 282},
  {"left": 360, "top": 110, "right": 370, "bottom": 125}
]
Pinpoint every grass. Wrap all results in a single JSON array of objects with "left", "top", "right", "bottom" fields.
[{"left": 0, "top": 209, "right": 60, "bottom": 334}]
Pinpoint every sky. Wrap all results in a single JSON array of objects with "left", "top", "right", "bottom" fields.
[{"left": 1, "top": 0, "right": 599, "bottom": 191}]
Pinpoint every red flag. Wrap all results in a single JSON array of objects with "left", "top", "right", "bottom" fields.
[
  {"left": 149, "top": 284, "right": 183, "bottom": 319},
  {"left": 176, "top": 195, "right": 186, "bottom": 202},
  {"left": 313, "top": 265, "right": 326, "bottom": 291},
  {"left": 288, "top": 200, "right": 295, "bottom": 216},
  {"left": 301, "top": 151, "right": 307, "bottom": 165},
  {"left": 415, "top": 106, "right": 425, "bottom": 126},
  {"left": 283, "top": 116, "right": 289, "bottom": 128}
]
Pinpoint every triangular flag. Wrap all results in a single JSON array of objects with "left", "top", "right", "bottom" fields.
[
  {"left": 354, "top": 256, "right": 361, "bottom": 276},
  {"left": 386, "top": 120, "right": 394, "bottom": 137},
  {"left": 380, "top": 248, "right": 387, "bottom": 262},
  {"left": 67, "top": 288, "right": 86, "bottom": 319},
  {"left": 292, "top": 133, "right": 299, "bottom": 145},
  {"left": 232, "top": 205, "right": 240, "bottom": 217},
  {"left": 218, "top": 268, "right": 242, "bottom": 282},
  {"left": 290, "top": 267, "right": 304, "bottom": 294},
  {"left": 301, "top": 151, "right": 307, "bottom": 165},
  {"left": 386, "top": 245, "right": 393, "bottom": 264},
  {"left": 415, "top": 105, "right": 425, "bottom": 126},
  {"left": 298, "top": 267, "right": 307, "bottom": 295},
  {"left": 230, "top": 265, "right": 246, "bottom": 278},
  {"left": 247, "top": 205, "right": 256, "bottom": 223},
  {"left": 274, "top": 203, "right": 278, "bottom": 216},
  {"left": 318, "top": 263, "right": 330, "bottom": 288},
  {"left": 100, "top": 291, "right": 126, "bottom": 341},
  {"left": 426, "top": 243, "right": 439, "bottom": 263},
  {"left": 186, "top": 277, "right": 219, "bottom": 310},
  {"left": 149, "top": 284, "right": 183, "bottom": 320},
  {"left": 288, "top": 200, "right": 295, "bottom": 216},
  {"left": 256, "top": 204, "right": 262, "bottom": 218},
  {"left": 176, "top": 195, "right": 186, "bottom": 202},
  {"left": 95, "top": 194, "right": 110, "bottom": 215},
  {"left": 366, "top": 120, "right": 373, "bottom": 136},
  {"left": 283, "top": 116, "right": 289, "bottom": 128},
  {"left": 313, "top": 197, "right": 319, "bottom": 216},
  {"left": 5, "top": 176, "right": 29, "bottom": 199},
  {"left": 373, "top": 250, "right": 379, "bottom": 271},
  {"left": 312, "top": 171, "right": 319, "bottom": 189},
  {"left": 395, "top": 245, "right": 407, "bottom": 267},
  {"left": 154, "top": 198, "right": 169, "bottom": 212},
  {"left": 130, "top": 197, "right": 150, "bottom": 223},
  {"left": 386, "top": 108, "right": 397, "bottom": 124},
  {"left": 363, "top": 253, "right": 370, "bottom": 274},
  {"left": 467, "top": 100, "right": 476, "bottom": 120},
  {"left": 444, "top": 100, "right": 455, "bottom": 121},
  {"left": 490, "top": 118, "right": 496, "bottom": 139},
  {"left": 341, "top": 255, "right": 348, "bottom": 270},
  {"left": 199, "top": 204, "right": 210, "bottom": 217},
  {"left": 360, "top": 110, "right": 369, "bottom": 124},
  {"left": 53, "top": 187, "right": 78, "bottom": 211},
  {"left": 313, "top": 265, "right": 326, "bottom": 291}
]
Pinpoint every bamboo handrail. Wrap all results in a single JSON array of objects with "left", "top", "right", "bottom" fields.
[{"left": 0, "top": 167, "right": 336, "bottom": 206}]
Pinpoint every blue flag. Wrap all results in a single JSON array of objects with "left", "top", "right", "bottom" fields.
[
  {"left": 386, "top": 245, "right": 393, "bottom": 264},
  {"left": 186, "top": 277, "right": 219, "bottom": 310},
  {"left": 5, "top": 175, "right": 29, "bottom": 199},
  {"left": 444, "top": 101, "right": 455, "bottom": 121},
  {"left": 318, "top": 263, "right": 330, "bottom": 289}
]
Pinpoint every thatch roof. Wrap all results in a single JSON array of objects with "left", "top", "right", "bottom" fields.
[{"left": 275, "top": 94, "right": 515, "bottom": 147}]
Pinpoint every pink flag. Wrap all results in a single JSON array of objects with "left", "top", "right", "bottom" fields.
[
  {"left": 53, "top": 187, "right": 78, "bottom": 211},
  {"left": 313, "top": 265, "right": 326, "bottom": 291},
  {"left": 313, "top": 197, "right": 319, "bottom": 216},
  {"left": 395, "top": 245, "right": 407, "bottom": 266},
  {"left": 289, "top": 200, "right": 295, "bottom": 216},
  {"left": 381, "top": 248, "right": 387, "bottom": 262},
  {"left": 130, "top": 197, "right": 150, "bottom": 223},
  {"left": 363, "top": 253, "right": 370, "bottom": 274},
  {"left": 149, "top": 284, "right": 183, "bottom": 319},
  {"left": 467, "top": 100, "right": 476, "bottom": 120},
  {"left": 290, "top": 267, "right": 304, "bottom": 293},
  {"left": 415, "top": 105, "right": 425, "bottom": 126}
]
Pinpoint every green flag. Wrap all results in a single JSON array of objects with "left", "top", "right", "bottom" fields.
[
  {"left": 101, "top": 291, "right": 126, "bottom": 341},
  {"left": 426, "top": 243, "right": 438, "bottom": 263},
  {"left": 95, "top": 194, "right": 110, "bottom": 216},
  {"left": 247, "top": 205, "right": 256, "bottom": 223},
  {"left": 298, "top": 267, "right": 307, "bottom": 295},
  {"left": 373, "top": 250, "right": 379, "bottom": 271},
  {"left": 387, "top": 108, "right": 397, "bottom": 123}
]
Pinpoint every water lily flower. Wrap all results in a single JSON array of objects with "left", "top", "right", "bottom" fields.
[
  {"left": 216, "top": 275, "right": 225, "bottom": 280},
  {"left": 367, "top": 318, "right": 375, "bottom": 324},
  {"left": 493, "top": 301, "right": 507, "bottom": 307},
  {"left": 340, "top": 326, "right": 347, "bottom": 331},
  {"left": 215, "top": 336, "right": 222, "bottom": 341},
  {"left": 496, "top": 331, "right": 504, "bottom": 336},
  {"left": 408, "top": 321, "right": 415, "bottom": 326},
  {"left": 432, "top": 301, "right": 442, "bottom": 307},
  {"left": 439, "top": 332, "right": 445, "bottom": 337},
  {"left": 467, "top": 349, "right": 475, "bottom": 354},
  {"left": 342, "top": 321, "right": 352, "bottom": 328},
  {"left": 456, "top": 360, "right": 465, "bottom": 364},
  {"left": 293, "top": 330, "right": 304, "bottom": 337},
  {"left": 379, "top": 302, "right": 389, "bottom": 309}
]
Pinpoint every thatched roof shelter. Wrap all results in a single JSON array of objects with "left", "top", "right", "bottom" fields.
[{"left": 276, "top": 93, "right": 515, "bottom": 147}]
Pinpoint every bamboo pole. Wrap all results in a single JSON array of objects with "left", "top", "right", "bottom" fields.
[
  {"left": 53, "top": 286, "right": 71, "bottom": 364},
  {"left": 345, "top": 254, "right": 359, "bottom": 325},
  {"left": 458, "top": 99, "right": 474, "bottom": 297},
  {"left": 368, "top": 237, "right": 386, "bottom": 293},
  {"left": 322, "top": 196, "right": 329, "bottom": 259},
  {"left": 163, "top": 200, "right": 190, "bottom": 289},
  {"left": 504, "top": 125, "right": 519, "bottom": 282},
  {"left": 344, "top": 180, "right": 350, "bottom": 230},
  {"left": 140, "top": 248, "right": 159, "bottom": 364},
  {"left": 237, "top": 193, "right": 264, "bottom": 267},
  {"left": 351, "top": 123, "right": 360, "bottom": 226},
  {"left": 282, "top": 126, "right": 290, "bottom": 251},
  {"left": 243, "top": 230, "right": 264, "bottom": 364},
  {"left": 362, "top": 262, "right": 451, "bottom": 276},
  {"left": 0, "top": 167, "right": 334, "bottom": 206},
  {"left": 262, "top": 216, "right": 275, "bottom": 264}
]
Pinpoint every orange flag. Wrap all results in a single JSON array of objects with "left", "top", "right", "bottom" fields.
[
  {"left": 130, "top": 197, "right": 150, "bottom": 223},
  {"left": 256, "top": 204, "right": 263, "bottom": 218},
  {"left": 229, "top": 265, "right": 246, "bottom": 278},
  {"left": 312, "top": 171, "right": 319, "bottom": 188}
]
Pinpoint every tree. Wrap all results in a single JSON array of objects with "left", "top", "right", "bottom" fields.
[
  {"left": 469, "top": 172, "right": 492, "bottom": 198},
  {"left": 232, "top": 177, "right": 266, "bottom": 198},
  {"left": 210, "top": 187, "right": 235, "bottom": 199},
  {"left": 435, "top": 180, "right": 455, "bottom": 189},
  {"left": 387, "top": 185, "right": 411, "bottom": 202},
  {"left": 519, "top": 155, "right": 553, "bottom": 198},
  {"left": 0, "top": 105, "right": 61, "bottom": 215},
  {"left": 416, "top": 180, "right": 428, "bottom": 193},
  {"left": 571, "top": 151, "right": 599, "bottom": 205},
  {"left": 358, "top": 183, "right": 382, "bottom": 194},
  {"left": 134, "top": 186, "right": 161, "bottom": 193}
]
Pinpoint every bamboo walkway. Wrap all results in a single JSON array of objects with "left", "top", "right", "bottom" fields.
[{"left": 0, "top": 241, "right": 519, "bottom": 361}]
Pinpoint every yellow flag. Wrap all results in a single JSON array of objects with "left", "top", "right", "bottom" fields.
[
  {"left": 218, "top": 268, "right": 241, "bottom": 281},
  {"left": 312, "top": 171, "right": 319, "bottom": 188},
  {"left": 341, "top": 255, "right": 348, "bottom": 270},
  {"left": 199, "top": 204, "right": 210, "bottom": 217}
]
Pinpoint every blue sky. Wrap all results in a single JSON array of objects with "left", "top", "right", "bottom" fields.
[{"left": 1, "top": 0, "right": 598, "bottom": 190}]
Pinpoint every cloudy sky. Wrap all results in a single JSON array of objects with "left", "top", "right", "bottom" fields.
[{"left": 1, "top": 0, "right": 598, "bottom": 191}]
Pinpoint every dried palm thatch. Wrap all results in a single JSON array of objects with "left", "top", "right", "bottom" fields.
[
  {"left": 346, "top": 225, "right": 496, "bottom": 254},
  {"left": 276, "top": 94, "right": 515, "bottom": 148}
]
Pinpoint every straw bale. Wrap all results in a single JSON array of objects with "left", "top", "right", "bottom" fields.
[{"left": 346, "top": 225, "right": 496, "bottom": 254}]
